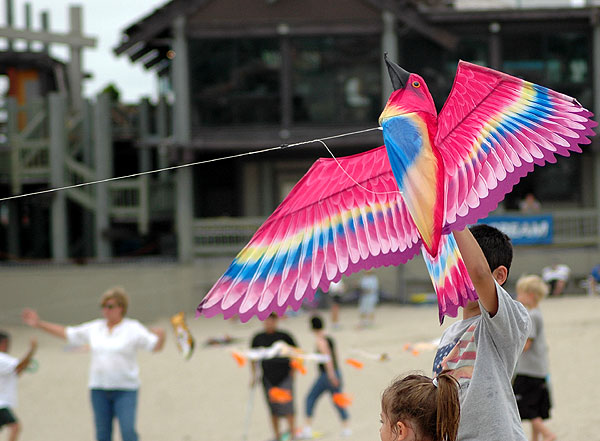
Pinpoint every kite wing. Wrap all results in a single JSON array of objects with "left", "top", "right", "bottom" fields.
[
  {"left": 436, "top": 60, "right": 596, "bottom": 231},
  {"left": 197, "top": 146, "right": 422, "bottom": 322}
]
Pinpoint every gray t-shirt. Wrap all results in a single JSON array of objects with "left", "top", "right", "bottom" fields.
[
  {"left": 515, "top": 307, "right": 549, "bottom": 378},
  {"left": 433, "top": 282, "right": 531, "bottom": 441}
]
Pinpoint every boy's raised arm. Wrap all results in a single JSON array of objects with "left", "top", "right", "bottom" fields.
[{"left": 453, "top": 228, "right": 499, "bottom": 316}]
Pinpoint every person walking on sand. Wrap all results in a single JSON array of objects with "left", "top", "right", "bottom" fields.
[
  {"left": 22, "top": 286, "right": 165, "bottom": 441},
  {"left": 358, "top": 270, "right": 379, "bottom": 328},
  {"left": 300, "top": 315, "right": 351, "bottom": 439},
  {"left": 250, "top": 313, "right": 298, "bottom": 441},
  {"left": 0, "top": 332, "right": 37, "bottom": 441},
  {"left": 513, "top": 275, "right": 556, "bottom": 441},
  {"left": 328, "top": 279, "right": 345, "bottom": 329}
]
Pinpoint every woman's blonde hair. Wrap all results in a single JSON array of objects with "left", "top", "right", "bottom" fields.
[
  {"left": 516, "top": 275, "right": 549, "bottom": 302},
  {"left": 100, "top": 286, "right": 129, "bottom": 315}
]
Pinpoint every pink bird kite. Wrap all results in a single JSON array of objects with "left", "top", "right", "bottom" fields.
[{"left": 197, "top": 56, "right": 596, "bottom": 323}]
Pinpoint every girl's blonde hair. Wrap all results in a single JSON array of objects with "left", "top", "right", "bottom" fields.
[
  {"left": 516, "top": 275, "right": 549, "bottom": 302},
  {"left": 381, "top": 372, "right": 460, "bottom": 441},
  {"left": 100, "top": 286, "right": 129, "bottom": 315}
]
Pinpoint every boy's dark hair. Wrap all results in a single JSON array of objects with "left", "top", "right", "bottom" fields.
[
  {"left": 0, "top": 331, "right": 9, "bottom": 345},
  {"left": 311, "top": 315, "right": 323, "bottom": 330},
  {"left": 469, "top": 224, "right": 513, "bottom": 278}
]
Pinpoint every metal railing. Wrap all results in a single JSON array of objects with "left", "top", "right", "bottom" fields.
[
  {"left": 551, "top": 209, "right": 599, "bottom": 245},
  {"left": 6, "top": 98, "right": 50, "bottom": 192},
  {"left": 109, "top": 175, "right": 149, "bottom": 234},
  {"left": 192, "top": 210, "right": 600, "bottom": 256},
  {"left": 193, "top": 216, "right": 267, "bottom": 255}
]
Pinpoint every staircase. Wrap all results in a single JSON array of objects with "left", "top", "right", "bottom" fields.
[{"left": 1, "top": 93, "right": 151, "bottom": 258}]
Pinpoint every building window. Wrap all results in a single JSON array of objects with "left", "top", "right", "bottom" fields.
[
  {"left": 401, "top": 35, "right": 488, "bottom": 111},
  {"left": 189, "top": 38, "right": 281, "bottom": 126},
  {"left": 502, "top": 32, "right": 591, "bottom": 107},
  {"left": 291, "top": 35, "right": 381, "bottom": 124},
  {"left": 502, "top": 31, "right": 590, "bottom": 207}
]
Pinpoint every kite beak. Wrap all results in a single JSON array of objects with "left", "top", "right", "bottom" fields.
[{"left": 385, "top": 53, "right": 410, "bottom": 90}]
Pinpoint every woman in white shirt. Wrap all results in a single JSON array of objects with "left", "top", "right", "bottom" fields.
[{"left": 22, "top": 287, "right": 165, "bottom": 441}]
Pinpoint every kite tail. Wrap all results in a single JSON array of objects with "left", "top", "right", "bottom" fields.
[{"left": 422, "top": 232, "right": 478, "bottom": 324}]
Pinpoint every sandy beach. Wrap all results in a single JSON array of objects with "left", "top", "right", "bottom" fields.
[{"left": 1, "top": 292, "right": 598, "bottom": 441}]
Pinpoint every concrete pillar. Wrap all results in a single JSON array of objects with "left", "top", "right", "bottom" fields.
[
  {"left": 260, "top": 162, "right": 274, "bottom": 215},
  {"left": 68, "top": 6, "right": 84, "bottom": 111},
  {"left": 7, "top": 201, "right": 20, "bottom": 258},
  {"left": 173, "top": 15, "right": 194, "bottom": 263},
  {"left": 157, "top": 95, "right": 170, "bottom": 178},
  {"left": 48, "top": 93, "right": 68, "bottom": 262},
  {"left": 93, "top": 93, "right": 113, "bottom": 261},
  {"left": 381, "top": 11, "right": 398, "bottom": 105},
  {"left": 5, "top": 0, "right": 14, "bottom": 51},
  {"left": 82, "top": 99, "right": 95, "bottom": 258},
  {"left": 40, "top": 11, "right": 49, "bottom": 54},
  {"left": 138, "top": 98, "right": 152, "bottom": 172},
  {"left": 280, "top": 35, "right": 292, "bottom": 130},
  {"left": 243, "top": 163, "right": 261, "bottom": 216},
  {"left": 7, "top": 97, "right": 20, "bottom": 195},
  {"left": 24, "top": 3, "right": 31, "bottom": 52},
  {"left": 489, "top": 22, "right": 502, "bottom": 71},
  {"left": 5, "top": 96, "right": 19, "bottom": 257},
  {"left": 592, "top": 22, "right": 600, "bottom": 248}
]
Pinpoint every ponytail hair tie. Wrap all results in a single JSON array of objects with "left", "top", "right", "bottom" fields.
[{"left": 432, "top": 377, "right": 439, "bottom": 388}]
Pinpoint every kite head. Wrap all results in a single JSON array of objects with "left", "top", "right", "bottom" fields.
[{"left": 379, "top": 55, "right": 436, "bottom": 124}]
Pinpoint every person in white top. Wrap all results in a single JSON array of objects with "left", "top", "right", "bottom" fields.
[
  {"left": 22, "top": 287, "right": 165, "bottom": 441},
  {"left": 358, "top": 270, "right": 379, "bottom": 328},
  {"left": 541, "top": 263, "right": 570, "bottom": 297},
  {"left": 0, "top": 331, "right": 37, "bottom": 441}
]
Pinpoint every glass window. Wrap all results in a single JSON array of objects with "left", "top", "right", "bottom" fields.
[
  {"left": 401, "top": 35, "right": 488, "bottom": 111},
  {"left": 502, "top": 32, "right": 591, "bottom": 107},
  {"left": 502, "top": 31, "right": 590, "bottom": 206},
  {"left": 189, "top": 38, "right": 281, "bottom": 126},
  {"left": 291, "top": 36, "right": 381, "bottom": 124},
  {"left": 195, "top": 159, "right": 240, "bottom": 217}
]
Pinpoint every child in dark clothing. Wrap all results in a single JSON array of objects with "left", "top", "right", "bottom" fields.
[{"left": 514, "top": 275, "right": 556, "bottom": 441}]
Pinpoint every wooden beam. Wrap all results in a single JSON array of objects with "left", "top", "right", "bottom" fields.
[
  {"left": 0, "top": 27, "right": 96, "bottom": 47},
  {"left": 114, "top": 0, "right": 210, "bottom": 56},
  {"left": 364, "top": 0, "right": 458, "bottom": 50},
  {"left": 187, "top": 22, "right": 381, "bottom": 39},
  {"left": 144, "top": 51, "right": 166, "bottom": 69}
]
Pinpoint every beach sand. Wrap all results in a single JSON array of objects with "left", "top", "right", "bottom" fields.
[{"left": 4, "top": 295, "right": 600, "bottom": 441}]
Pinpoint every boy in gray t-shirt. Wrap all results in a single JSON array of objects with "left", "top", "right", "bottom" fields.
[{"left": 432, "top": 225, "right": 531, "bottom": 441}]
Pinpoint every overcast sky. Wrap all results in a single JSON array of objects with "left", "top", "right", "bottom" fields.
[{"left": 1, "top": 0, "right": 168, "bottom": 102}]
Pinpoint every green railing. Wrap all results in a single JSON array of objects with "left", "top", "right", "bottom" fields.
[
  {"left": 192, "top": 210, "right": 600, "bottom": 256},
  {"left": 193, "top": 216, "right": 267, "bottom": 255},
  {"left": 109, "top": 175, "right": 149, "bottom": 234}
]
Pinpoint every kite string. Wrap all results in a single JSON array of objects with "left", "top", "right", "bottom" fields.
[
  {"left": 318, "top": 139, "right": 402, "bottom": 196},
  {"left": 0, "top": 126, "right": 383, "bottom": 203}
]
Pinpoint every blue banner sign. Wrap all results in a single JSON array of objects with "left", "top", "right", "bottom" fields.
[{"left": 478, "top": 215, "right": 553, "bottom": 245}]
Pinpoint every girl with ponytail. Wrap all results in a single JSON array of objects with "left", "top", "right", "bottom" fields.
[{"left": 380, "top": 372, "right": 460, "bottom": 441}]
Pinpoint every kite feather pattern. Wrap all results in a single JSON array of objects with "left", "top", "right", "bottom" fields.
[{"left": 197, "top": 60, "right": 596, "bottom": 323}]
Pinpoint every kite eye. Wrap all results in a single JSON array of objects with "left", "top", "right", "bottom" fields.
[{"left": 412, "top": 81, "right": 421, "bottom": 88}]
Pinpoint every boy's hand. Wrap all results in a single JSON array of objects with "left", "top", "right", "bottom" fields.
[
  {"left": 22, "top": 309, "right": 40, "bottom": 327},
  {"left": 453, "top": 228, "right": 499, "bottom": 316}
]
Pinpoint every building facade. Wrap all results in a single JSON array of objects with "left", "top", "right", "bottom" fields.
[{"left": 2, "top": 0, "right": 600, "bottom": 290}]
